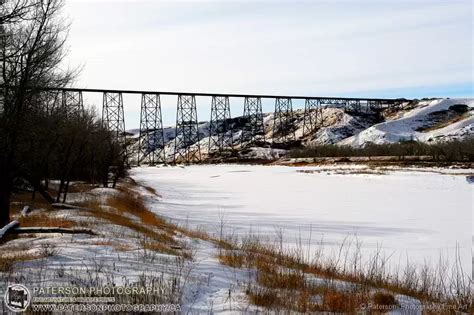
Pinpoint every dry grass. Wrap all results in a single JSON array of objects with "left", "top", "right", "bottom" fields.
[
  {"left": 218, "top": 250, "right": 246, "bottom": 268},
  {"left": 18, "top": 212, "right": 77, "bottom": 228},
  {"left": 114, "top": 243, "right": 133, "bottom": 252},
  {"left": 217, "top": 235, "right": 471, "bottom": 313},
  {"left": 0, "top": 252, "right": 45, "bottom": 272},
  {"left": 74, "top": 184, "right": 191, "bottom": 258},
  {"left": 83, "top": 200, "right": 174, "bottom": 244},
  {"left": 10, "top": 191, "right": 54, "bottom": 215},
  {"left": 110, "top": 185, "right": 172, "bottom": 230},
  {"left": 7, "top": 177, "right": 471, "bottom": 313},
  {"left": 247, "top": 285, "right": 367, "bottom": 313},
  {"left": 178, "top": 228, "right": 211, "bottom": 241},
  {"left": 372, "top": 291, "right": 398, "bottom": 306}
]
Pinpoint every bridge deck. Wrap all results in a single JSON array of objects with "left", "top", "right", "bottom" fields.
[{"left": 30, "top": 86, "right": 407, "bottom": 102}]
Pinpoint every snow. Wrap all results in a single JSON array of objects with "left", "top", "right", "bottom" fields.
[
  {"left": 129, "top": 98, "right": 474, "bottom": 164},
  {"left": 130, "top": 164, "right": 472, "bottom": 277},
  {"left": 342, "top": 98, "right": 474, "bottom": 147},
  {"left": 180, "top": 238, "right": 255, "bottom": 313},
  {"left": 1, "top": 164, "right": 470, "bottom": 313}
]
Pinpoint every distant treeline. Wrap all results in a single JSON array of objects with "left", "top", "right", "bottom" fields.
[{"left": 290, "top": 138, "right": 474, "bottom": 162}]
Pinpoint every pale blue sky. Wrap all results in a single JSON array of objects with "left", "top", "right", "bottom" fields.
[{"left": 64, "top": 0, "right": 473, "bottom": 128}]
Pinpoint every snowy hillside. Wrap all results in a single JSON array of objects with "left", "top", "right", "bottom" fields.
[
  {"left": 341, "top": 98, "right": 474, "bottom": 147},
  {"left": 128, "top": 98, "right": 474, "bottom": 161},
  {"left": 129, "top": 107, "right": 381, "bottom": 162}
]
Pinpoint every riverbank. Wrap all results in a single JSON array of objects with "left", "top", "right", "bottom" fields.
[{"left": 0, "top": 164, "right": 471, "bottom": 313}]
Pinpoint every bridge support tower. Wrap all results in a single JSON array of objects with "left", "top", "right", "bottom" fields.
[
  {"left": 209, "top": 96, "right": 233, "bottom": 153},
  {"left": 345, "top": 100, "right": 361, "bottom": 114},
  {"left": 62, "top": 90, "right": 83, "bottom": 117},
  {"left": 241, "top": 97, "right": 265, "bottom": 146},
  {"left": 139, "top": 93, "right": 165, "bottom": 165},
  {"left": 302, "top": 98, "right": 322, "bottom": 137},
  {"left": 174, "top": 94, "right": 201, "bottom": 163},
  {"left": 272, "top": 97, "right": 295, "bottom": 143},
  {"left": 102, "top": 92, "right": 126, "bottom": 139}
]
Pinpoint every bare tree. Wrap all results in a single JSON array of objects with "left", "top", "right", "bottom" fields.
[
  {"left": 0, "top": 1, "right": 35, "bottom": 25},
  {"left": 0, "top": 0, "right": 75, "bottom": 226}
]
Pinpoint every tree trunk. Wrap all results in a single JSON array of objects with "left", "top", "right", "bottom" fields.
[
  {"left": 0, "top": 186, "right": 11, "bottom": 228},
  {"left": 62, "top": 180, "right": 69, "bottom": 204},
  {"left": 56, "top": 178, "right": 64, "bottom": 202},
  {"left": 30, "top": 180, "right": 54, "bottom": 204}
]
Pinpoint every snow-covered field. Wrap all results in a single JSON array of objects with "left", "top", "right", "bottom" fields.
[{"left": 131, "top": 164, "right": 473, "bottom": 276}]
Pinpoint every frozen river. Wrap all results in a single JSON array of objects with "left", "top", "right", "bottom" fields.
[{"left": 130, "top": 164, "right": 472, "bottom": 276}]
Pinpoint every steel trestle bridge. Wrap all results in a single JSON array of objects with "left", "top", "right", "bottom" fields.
[{"left": 8, "top": 86, "right": 408, "bottom": 164}]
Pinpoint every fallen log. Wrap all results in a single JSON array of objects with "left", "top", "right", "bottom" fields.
[
  {"left": 10, "top": 227, "right": 97, "bottom": 235},
  {"left": 0, "top": 220, "right": 20, "bottom": 240}
]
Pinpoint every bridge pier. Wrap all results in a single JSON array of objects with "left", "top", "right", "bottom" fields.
[
  {"left": 174, "top": 94, "right": 201, "bottom": 163},
  {"left": 62, "top": 90, "right": 83, "bottom": 117},
  {"left": 241, "top": 97, "right": 265, "bottom": 146},
  {"left": 272, "top": 97, "right": 295, "bottom": 143},
  {"left": 302, "top": 98, "right": 322, "bottom": 137},
  {"left": 209, "top": 96, "right": 233, "bottom": 153},
  {"left": 102, "top": 92, "right": 126, "bottom": 140},
  {"left": 346, "top": 100, "right": 361, "bottom": 114},
  {"left": 139, "top": 93, "right": 165, "bottom": 165},
  {"left": 368, "top": 100, "right": 381, "bottom": 112}
]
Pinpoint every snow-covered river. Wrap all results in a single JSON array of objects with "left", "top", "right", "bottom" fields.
[{"left": 130, "top": 165, "right": 472, "bottom": 276}]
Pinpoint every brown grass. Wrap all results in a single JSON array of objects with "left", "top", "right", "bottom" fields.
[
  {"left": 73, "top": 184, "right": 192, "bottom": 258},
  {"left": 83, "top": 201, "right": 174, "bottom": 244},
  {"left": 372, "top": 291, "right": 398, "bottom": 306},
  {"left": 110, "top": 186, "right": 172, "bottom": 230},
  {"left": 18, "top": 212, "right": 77, "bottom": 228},
  {"left": 114, "top": 243, "right": 133, "bottom": 252},
  {"left": 217, "top": 236, "right": 471, "bottom": 313},
  {"left": 322, "top": 290, "right": 366, "bottom": 313},
  {"left": 0, "top": 252, "right": 45, "bottom": 272},
  {"left": 247, "top": 285, "right": 365, "bottom": 313},
  {"left": 217, "top": 250, "right": 246, "bottom": 268},
  {"left": 256, "top": 269, "right": 306, "bottom": 290},
  {"left": 10, "top": 191, "right": 54, "bottom": 215}
]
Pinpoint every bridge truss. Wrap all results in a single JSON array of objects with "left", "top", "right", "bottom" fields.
[
  {"left": 139, "top": 93, "right": 165, "bottom": 165},
  {"left": 273, "top": 97, "right": 295, "bottom": 143},
  {"left": 241, "top": 97, "right": 265, "bottom": 146},
  {"left": 209, "top": 96, "right": 233, "bottom": 153},
  {"left": 174, "top": 94, "right": 201, "bottom": 163},
  {"left": 18, "top": 86, "right": 406, "bottom": 164}
]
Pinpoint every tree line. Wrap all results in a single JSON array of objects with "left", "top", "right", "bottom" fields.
[
  {"left": 0, "top": 0, "right": 126, "bottom": 227},
  {"left": 290, "top": 138, "right": 474, "bottom": 162}
]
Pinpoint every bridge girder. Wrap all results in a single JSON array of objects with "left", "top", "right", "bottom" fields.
[{"left": 15, "top": 86, "right": 408, "bottom": 164}]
